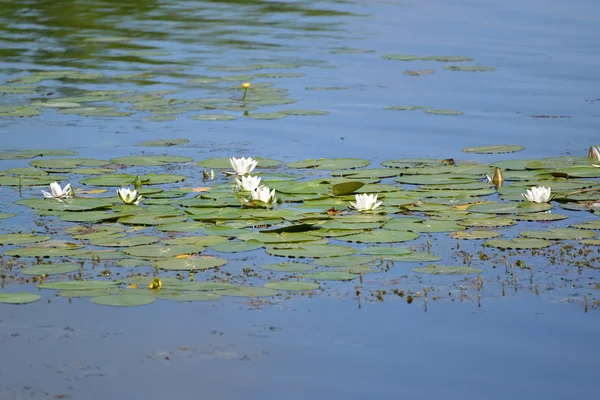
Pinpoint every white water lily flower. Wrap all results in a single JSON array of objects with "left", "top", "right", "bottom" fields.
[
  {"left": 250, "top": 185, "right": 276, "bottom": 204},
  {"left": 521, "top": 186, "right": 552, "bottom": 203},
  {"left": 41, "top": 182, "right": 73, "bottom": 200},
  {"left": 117, "top": 187, "right": 143, "bottom": 205},
  {"left": 230, "top": 156, "right": 258, "bottom": 175},
  {"left": 350, "top": 193, "right": 382, "bottom": 212},
  {"left": 588, "top": 146, "right": 600, "bottom": 161},
  {"left": 236, "top": 175, "right": 261, "bottom": 191}
]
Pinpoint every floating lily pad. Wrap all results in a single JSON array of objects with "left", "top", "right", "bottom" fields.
[
  {"left": 520, "top": 228, "right": 596, "bottom": 240},
  {"left": 110, "top": 155, "right": 192, "bottom": 166},
  {"left": 313, "top": 255, "right": 376, "bottom": 267},
  {"left": 381, "top": 54, "right": 419, "bottom": 61},
  {"left": 305, "top": 271, "right": 356, "bottom": 281},
  {"left": 467, "top": 202, "right": 552, "bottom": 214},
  {"left": 139, "top": 138, "right": 189, "bottom": 147},
  {"left": 81, "top": 173, "right": 185, "bottom": 186},
  {"left": 280, "top": 110, "right": 329, "bottom": 116},
  {"left": 358, "top": 246, "right": 413, "bottom": 256},
  {"left": 190, "top": 114, "right": 236, "bottom": 121},
  {"left": 38, "top": 280, "right": 121, "bottom": 290},
  {"left": 445, "top": 66, "right": 496, "bottom": 72},
  {"left": 92, "top": 294, "right": 156, "bottom": 307},
  {"left": 0, "top": 213, "right": 16, "bottom": 220},
  {"left": 392, "top": 253, "right": 442, "bottom": 262},
  {"left": 513, "top": 212, "right": 568, "bottom": 222},
  {"left": 457, "top": 217, "right": 516, "bottom": 228},
  {"left": 332, "top": 181, "right": 365, "bottom": 195},
  {"left": 264, "top": 281, "right": 320, "bottom": 291},
  {"left": 462, "top": 145, "right": 524, "bottom": 154},
  {"left": 219, "top": 287, "right": 279, "bottom": 297},
  {"left": 413, "top": 265, "right": 483, "bottom": 275},
  {"left": 425, "top": 109, "right": 463, "bottom": 116},
  {"left": 153, "top": 291, "right": 221, "bottom": 302},
  {"left": 421, "top": 56, "right": 473, "bottom": 62},
  {"left": 571, "top": 220, "right": 600, "bottom": 230},
  {"left": 383, "top": 105, "right": 433, "bottom": 111},
  {"left": 246, "top": 112, "right": 287, "bottom": 120},
  {"left": 197, "top": 157, "right": 282, "bottom": 169},
  {"left": 265, "top": 244, "right": 356, "bottom": 258},
  {"left": 123, "top": 244, "right": 205, "bottom": 258},
  {"left": 449, "top": 231, "right": 501, "bottom": 240},
  {"left": 484, "top": 238, "right": 551, "bottom": 249},
  {"left": 155, "top": 255, "right": 227, "bottom": 271},
  {"left": 0, "top": 292, "right": 41, "bottom": 305},
  {"left": 0, "top": 233, "right": 51, "bottom": 245},
  {"left": 261, "top": 262, "right": 317, "bottom": 272},
  {"left": 88, "top": 235, "right": 161, "bottom": 247},
  {"left": 20, "top": 263, "right": 80, "bottom": 275},
  {"left": 336, "top": 230, "right": 419, "bottom": 243},
  {"left": 287, "top": 158, "right": 369, "bottom": 170},
  {"left": 211, "top": 240, "right": 263, "bottom": 253},
  {"left": 59, "top": 211, "right": 125, "bottom": 223}
]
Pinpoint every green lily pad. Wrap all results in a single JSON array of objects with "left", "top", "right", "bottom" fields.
[
  {"left": 110, "top": 156, "right": 193, "bottom": 166},
  {"left": 413, "top": 265, "right": 483, "bottom": 275},
  {"left": 383, "top": 105, "right": 433, "bottom": 111},
  {"left": 305, "top": 271, "right": 356, "bottom": 281},
  {"left": 336, "top": 230, "right": 419, "bottom": 243},
  {"left": 92, "top": 294, "right": 156, "bottom": 307},
  {"left": 156, "top": 221, "right": 206, "bottom": 232},
  {"left": 246, "top": 112, "right": 287, "bottom": 120},
  {"left": 513, "top": 212, "right": 568, "bottom": 222},
  {"left": 153, "top": 291, "right": 221, "bottom": 302},
  {"left": 313, "top": 255, "right": 375, "bottom": 267},
  {"left": 261, "top": 262, "right": 317, "bottom": 272},
  {"left": 155, "top": 256, "right": 227, "bottom": 271},
  {"left": 265, "top": 244, "right": 356, "bottom": 258},
  {"left": 88, "top": 235, "right": 161, "bottom": 247},
  {"left": 0, "top": 292, "right": 41, "bottom": 304},
  {"left": 520, "top": 228, "right": 596, "bottom": 240},
  {"left": 211, "top": 240, "right": 264, "bottom": 253},
  {"left": 571, "top": 220, "right": 600, "bottom": 230},
  {"left": 462, "top": 145, "right": 524, "bottom": 154},
  {"left": 197, "top": 157, "right": 282, "bottom": 169},
  {"left": 59, "top": 211, "right": 125, "bottom": 223},
  {"left": 38, "top": 280, "right": 121, "bottom": 290},
  {"left": 190, "top": 114, "right": 237, "bottom": 121},
  {"left": 425, "top": 109, "right": 463, "bottom": 116},
  {"left": 0, "top": 213, "right": 16, "bottom": 220},
  {"left": 264, "top": 281, "right": 320, "bottom": 291},
  {"left": 457, "top": 217, "right": 516, "bottom": 228},
  {"left": 0, "top": 233, "right": 51, "bottom": 245},
  {"left": 20, "top": 263, "right": 80, "bottom": 275},
  {"left": 287, "top": 158, "right": 369, "bottom": 170},
  {"left": 81, "top": 173, "right": 185, "bottom": 186},
  {"left": 332, "top": 181, "right": 365, "bottom": 196},
  {"left": 467, "top": 202, "right": 553, "bottom": 214},
  {"left": 123, "top": 244, "right": 205, "bottom": 258},
  {"left": 445, "top": 66, "right": 496, "bottom": 72},
  {"left": 392, "top": 253, "right": 443, "bottom": 262},
  {"left": 358, "top": 246, "right": 412, "bottom": 256},
  {"left": 421, "top": 56, "right": 473, "bottom": 62},
  {"left": 16, "top": 198, "right": 112, "bottom": 212},
  {"left": 280, "top": 109, "right": 329, "bottom": 116},
  {"left": 139, "top": 138, "right": 190, "bottom": 147},
  {"left": 449, "top": 231, "right": 501, "bottom": 240},
  {"left": 219, "top": 287, "right": 280, "bottom": 297},
  {"left": 117, "top": 214, "right": 188, "bottom": 226},
  {"left": 484, "top": 238, "right": 552, "bottom": 249},
  {"left": 382, "top": 54, "right": 419, "bottom": 61}
]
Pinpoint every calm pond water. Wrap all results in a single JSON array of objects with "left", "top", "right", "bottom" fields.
[{"left": 1, "top": 0, "right": 599, "bottom": 399}]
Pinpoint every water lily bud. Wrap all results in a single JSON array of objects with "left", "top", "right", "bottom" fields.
[
  {"left": 492, "top": 167, "right": 504, "bottom": 185},
  {"left": 134, "top": 175, "right": 142, "bottom": 190}
]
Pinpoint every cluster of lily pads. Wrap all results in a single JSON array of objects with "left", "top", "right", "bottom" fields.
[{"left": 0, "top": 143, "right": 599, "bottom": 308}]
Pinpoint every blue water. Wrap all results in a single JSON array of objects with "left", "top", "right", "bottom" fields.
[{"left": 1, "top": 0, "right": 599, "bottom": 398}]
